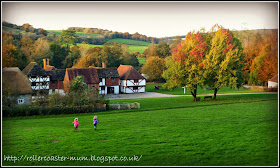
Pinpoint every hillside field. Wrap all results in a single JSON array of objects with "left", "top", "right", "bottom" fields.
[{"left": 2, "top": 94, "right": 278, "bottom": 166}]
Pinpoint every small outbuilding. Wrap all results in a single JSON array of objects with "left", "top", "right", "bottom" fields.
[{"left": 268, "top": 74, "right": 278, "bottom": 88}]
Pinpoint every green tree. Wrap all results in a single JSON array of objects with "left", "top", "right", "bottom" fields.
[
  {"left": 49, "top": 43, "right": 67, "bottom": 68},
  {"left": 156, "top": 41, "right": 171, "bottom": 58},
  {"left": 63, "top": 45, "right": 81, "bottom": 68},
  {"left": 203, "top": 27, "right": 244, "bottom": 100},
  {"left": 59, "top": 30, "right": 78, "bottom": 55}
]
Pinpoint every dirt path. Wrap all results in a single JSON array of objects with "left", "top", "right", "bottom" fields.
[{"left": 106, "top": 92, "right": 278, "bottom": 100}]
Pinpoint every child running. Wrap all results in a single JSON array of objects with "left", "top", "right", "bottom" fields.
[
  {"left": 72, "top": 118, "right": 80, "bottom": 131},
  {"left": 93, "top": 116, "right": 99, "bottom": 130}
]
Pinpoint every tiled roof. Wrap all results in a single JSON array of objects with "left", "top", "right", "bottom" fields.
[
  {"left": 97, "top": 68, "right": 119, "bottom": 78},
  {"left": 49, "top": 69, "right": 66, "bottom": 81},
  {"left": 66, "top": 68, "right": 99, "bottom": 84},
  {"left": 117, "top": 65, "right": 146, "bottom": 80},
  {"left": 268, "top": 74, "right": 278, "bottom": 83},
  {"left": 22, "top": 62, "right": 48, "bottom": 77},
  {"left": 3, "top": 67, "right": 32, "bottom": 95}
]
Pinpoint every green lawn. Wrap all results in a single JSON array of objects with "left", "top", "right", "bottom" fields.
[
  {"left": 146, "top": 83, "right": 267, "bottom": 95},
  {"left": 2, "top": 94, "right": 278, "bottom": 166},
  {"left": 108, "top": 38, "right": 151, "bottom": 46}
]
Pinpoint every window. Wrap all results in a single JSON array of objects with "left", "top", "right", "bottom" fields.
[
  {"left": 18, "top": 99, "right": 24, "bottom": 104},
  {"left": 101, "top": 86, "right": 105, "bottom": 90},
  {"left": 112, "top": 77, "right": 115, "bottom": 82},
  {"left": 99, "top": 78, "right": 102, "bottom": 83},
  {"left": 134, "top": 79, "right": 139, "bottom": 83},
  {"left": 133, "top": 86, "right": 138, "bottom": 90}
]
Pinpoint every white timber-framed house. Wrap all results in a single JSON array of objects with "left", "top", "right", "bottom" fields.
[
  {"left": 22, "top": 62, "right": 50, "bottom": 96},
  {"left": 96, "top": 68, "right": 120, "bottom": 95},
  {"left": 117, "top": 65, "right": 146, "bottom": 93}
]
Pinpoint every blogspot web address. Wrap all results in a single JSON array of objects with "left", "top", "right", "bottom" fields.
[{"left": 3, "top": 155, "right": 142, "bottom": 163}]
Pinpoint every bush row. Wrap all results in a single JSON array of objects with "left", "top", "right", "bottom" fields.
[{"left": 2, "top": 105, "right": 106, "bottom": 117}]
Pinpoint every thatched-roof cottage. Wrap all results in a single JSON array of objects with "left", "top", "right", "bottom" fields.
[{"left": 3, "top": 67, "right": 32, "bottom": 105}]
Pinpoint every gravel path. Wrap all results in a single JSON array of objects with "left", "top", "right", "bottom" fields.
[{"left": 106, "top": 91, "right": 278, "bottom": 100}]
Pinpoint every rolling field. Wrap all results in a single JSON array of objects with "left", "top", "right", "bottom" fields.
[{"left": 2, "top": 94, "right": 278, "bottom": 166}]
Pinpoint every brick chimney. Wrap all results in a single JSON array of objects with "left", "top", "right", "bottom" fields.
[
  {"left": 43, "top": 58, "right": 49, "bottom": 70},
  {"left": 102, "top": 62, "right": 106, "bottom": 68}
]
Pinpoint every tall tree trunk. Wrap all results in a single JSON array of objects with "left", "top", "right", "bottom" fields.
[
  {"left": 190, "top": 86, "right": 197, "bottom": 101},
  {"left": 213, "top": 88, "right": 218, "bottom": 100}
]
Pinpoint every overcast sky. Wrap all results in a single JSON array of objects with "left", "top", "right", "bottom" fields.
[{"left": 2, "top": 1, "right": 279, "bottom": 38}]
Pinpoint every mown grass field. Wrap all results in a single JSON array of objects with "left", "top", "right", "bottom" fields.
[
  {"left": 108, "top": 38, "right": 151, "bottom": 46},
  {"left": 146, "top": 83, "right": 267, "bottom": 95},
  {"left": 2, "top": 94, "right": 278, "bottom": 166},
  {"left": 75, "top": 43, "right": 148, "bottom": 54}
]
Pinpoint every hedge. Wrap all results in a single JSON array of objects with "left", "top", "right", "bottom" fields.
[{"left": 2, "top": 104, "right": 106, "bottom": 117}]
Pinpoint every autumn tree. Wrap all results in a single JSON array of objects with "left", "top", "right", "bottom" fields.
[
  {"left": 2, "top": 44, "right": 18, "bottom": 67},
  {"left": 142, "top": 56, "right": 166, "bottom": 82},
  {"left": 73, "top": 47, "right": 106, "bottom": 68},
  {"left": 163, "top": 31, "right": 207, "bottom": 101},
  {"left": 31, "top": 37, "right": 53, "bottom": 67},
  {"left": 38, "top": 28, "right": 48, "bottom": 36},
  {"left": 203, "top": 26, "right": 244, "bottom": 100}
]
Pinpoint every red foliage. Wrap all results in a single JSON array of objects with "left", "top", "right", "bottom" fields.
[{"left": 173, "top": 32, "right": 207, "bottom": 63}]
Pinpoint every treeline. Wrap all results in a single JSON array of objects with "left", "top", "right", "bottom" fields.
[
  {"left": 67, "top": 27, "right": 160, "bottom": 45},
  {"left": 141, "top": 28, "right": 278, "bottom": 86}
]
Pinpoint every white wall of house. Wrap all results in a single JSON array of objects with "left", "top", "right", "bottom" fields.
[
  {"left": 99, "top": 86, "right": 107, "bottom": 95},
  {"left": 268, "top": 81, "right": 278, "bottom": 88},
  {"left": 126, "top": 79, "right": 146, "bottom": 86},
  {"left": 99, "top": 78, "right": 105, "bottom": 86},
  {"left": 29, "top": 76, "right": 50, "bottom": 90},
  {"left": 119, "top": 79, "right": 146, "bottom": 93},
  {"left": 112, "top": 86, "right": 119, "bottom": 94}
]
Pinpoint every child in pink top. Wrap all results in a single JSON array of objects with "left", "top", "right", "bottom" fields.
[{"left": 72, "top": 118, "right": 80, "bottom": 131}]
